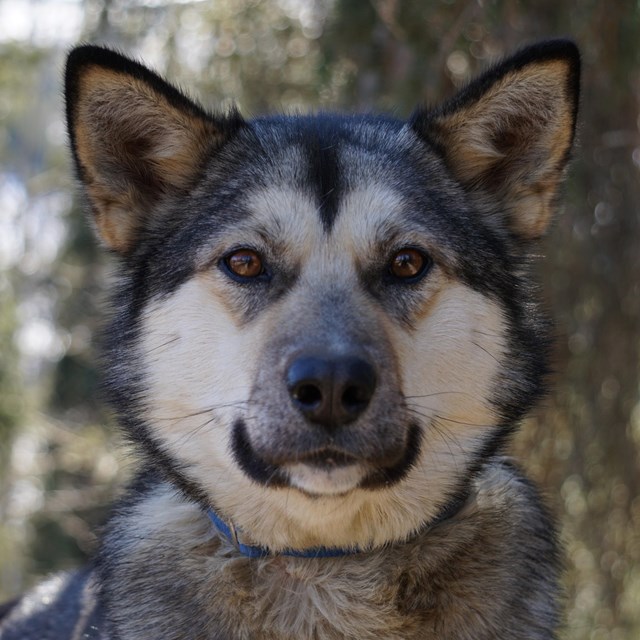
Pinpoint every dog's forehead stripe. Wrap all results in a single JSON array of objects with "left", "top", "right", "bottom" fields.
[
  {"left": 301, "top": 119, "right": 342, "bottom": 233},
  {"left": 257, "top": 115, "right": 407, "bottom": 236}
]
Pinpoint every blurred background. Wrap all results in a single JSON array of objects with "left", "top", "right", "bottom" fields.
[{"left": 0, "top": 0, "right": 638, "bottom": 637}]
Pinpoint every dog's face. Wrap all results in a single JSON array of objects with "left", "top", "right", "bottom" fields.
[{"left": 65, "top": 43, "right": 579, "bottom": 550}]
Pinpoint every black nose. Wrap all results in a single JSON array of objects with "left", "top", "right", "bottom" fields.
[{"left": 286, "top": 355, "right": 377, "bottom": 429}]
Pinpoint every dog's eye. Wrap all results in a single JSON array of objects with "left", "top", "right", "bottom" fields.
[
  {"left": 223, "top": 249, "right": 265, "bottom": 279},
  {"left": 389, "top": 248, "right": 431, "bottom": 281}
]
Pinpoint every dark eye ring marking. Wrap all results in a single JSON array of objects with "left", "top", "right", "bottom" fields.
[
  {"left": 221, "top": 248, "right": 268, "bottom": 282},
  {"left": 389, "top": 247, "right": 432, "bottom": 282}
]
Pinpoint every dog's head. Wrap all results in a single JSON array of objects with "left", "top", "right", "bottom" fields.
[{"left": 65, "top": 42, "right": 579, "bottom": 551}]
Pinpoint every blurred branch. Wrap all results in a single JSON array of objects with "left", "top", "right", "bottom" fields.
[
  {"left": 369, "top": 0, "right": 407, "bottom": 41},
  {"left": 434, "top": 0, "right": 483, "bottom": 79}
]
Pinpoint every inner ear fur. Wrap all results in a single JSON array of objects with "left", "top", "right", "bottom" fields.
[
  {"left": 65, "top": 45, "right": 244, "bottom": 255},
  {"left": 412, "top": 40, "right": 580, "bottom": 240}
]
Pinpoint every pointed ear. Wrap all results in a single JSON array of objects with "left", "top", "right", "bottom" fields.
[
  {"left": 65, "top": 45, "right": 244, "bottom": 255},
  {"left": 411, "top": 40, "right": 580, "bottom": 240}
]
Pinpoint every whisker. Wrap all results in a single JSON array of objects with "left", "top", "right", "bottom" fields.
[
  {"left": 432, "top": 413, "right": 496, "bottom": 429},
  {"left": 405, "top": 406, "right": 434, "bottom": 421},
  {"left": 173, "top": 416, "right": 219, "bottom": 446},
  {"left": 471, "top": 340, "right": 500, "bottom": 364},
  {"left": 145, "top": 335, "right": 181, "bottom": 353},
  {"left": 154, "top": 400, "right": 251, "bottom": 421},
  {"left": 473, "top": 329, "right": 502, "bottom": 338},
  {"left": 403, "top": 391, "right": 474, "bottom": 400},
  {"left": 431, "top": 419, "right": 466, "bottom": 452}
]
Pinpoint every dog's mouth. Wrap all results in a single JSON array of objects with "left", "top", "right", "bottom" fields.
[
  {"left": 285, "top": 449, "right": 364, "bottom": 496},
  {"left": 231, "top": 419, "right": 422, "bottom": 496},
  {"left": 285, "top": 457, "right": 365, "bottom": 496},
  {"left": 296, "top": 449, "right": 359, "bottom": 469}
]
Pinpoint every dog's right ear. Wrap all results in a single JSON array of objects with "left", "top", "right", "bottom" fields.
[
  {"left": 65, "top": 45, "right": 244, "bottom": 255},
  {"left": 411, "top": 40, "right": 580, "bottom": 241}
]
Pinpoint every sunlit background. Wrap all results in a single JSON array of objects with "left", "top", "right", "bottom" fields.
[{"left": 0, "top": 1, "right": 639, "bottom": 638}]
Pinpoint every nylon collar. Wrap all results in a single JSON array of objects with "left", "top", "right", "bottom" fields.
[
  {"left": 207, "top": 508, "right": 360, "bottom": 558},
  {"left": 207, "top": 487, "right": 469, "bottom": 560}
]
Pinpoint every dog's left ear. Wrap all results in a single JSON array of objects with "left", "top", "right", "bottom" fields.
[
  {"left": 411, "top": 40, "right": 580, "bottom": 240},
  {"left": 65, "top": 45, "right": 244, "bottom": 255}
]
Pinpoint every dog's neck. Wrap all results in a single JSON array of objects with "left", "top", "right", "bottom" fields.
[
  {"left": 206, "top": 507, "right": 361, "bottom": 558},
  {"left": 206, "top": 487, "right": 471, "bottom": 559},
  {"left": 99, "top": 460, "right": 562, "bottom": 639}
]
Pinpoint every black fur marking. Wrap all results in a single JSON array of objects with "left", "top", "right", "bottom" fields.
[
  {"left": 358, "top": 422, "right": 422, "bottom": 489},
  {"left": 231, "top": 418, "right": 422, "bottom": 492},
  {"left": 231, "top": 419, "right": 289, "bottom": 487},
  {"left": 303, "top": 117, "right": 342, "bottom": 232},
  {"left": 251, "top": 113, "right": 346, "bottom": 232}
]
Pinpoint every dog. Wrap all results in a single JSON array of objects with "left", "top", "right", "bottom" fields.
[{"left": 0, "top": 39, "right": 580, "bottom": 639}]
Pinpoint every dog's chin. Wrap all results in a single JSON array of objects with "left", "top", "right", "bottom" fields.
[
  {"left": 285, "top": 462, "right": 366, "bottom": 496},
  {"left": 231, "top": 419, "right": 423, "bottom": 495}
]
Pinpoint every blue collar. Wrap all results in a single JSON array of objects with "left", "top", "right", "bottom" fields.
[
  {"left": 206, "top": 508, "right": 362, "bottom": 559},
  {"left": 207, "top": 489, "right": 469, "bottom": 559}
]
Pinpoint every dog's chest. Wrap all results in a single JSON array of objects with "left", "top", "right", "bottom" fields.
[
  {"left": 101, "top": 467, "right": 560, "bottom": 640},
  {"left": 207, "top": 552, "right": 425, "bottom": 639},
  {"left": 104, "top": 495, "right": 434, "bottom": 639}
]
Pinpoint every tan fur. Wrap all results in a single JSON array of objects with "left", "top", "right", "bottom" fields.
[
  {"left": 72, "top": 67, "right": 220, "bottom": 253},
  {"left": 428, "top": 60, "right": 575, "bottom": 238},
  {"left": 139, "top": 184, "right": 506, "bottom": 552}
]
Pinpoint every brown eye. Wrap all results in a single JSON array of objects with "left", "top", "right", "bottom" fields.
[
  {"left": 389, "top": 248, "right": 431, "bottom": 280},
  {"left": 224, "top": 249, "right": 265, "bottom": 279}
]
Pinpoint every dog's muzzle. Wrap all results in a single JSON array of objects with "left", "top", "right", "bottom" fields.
[{"left": 231, "top": 345, "right": 421, "bottom": 495}]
